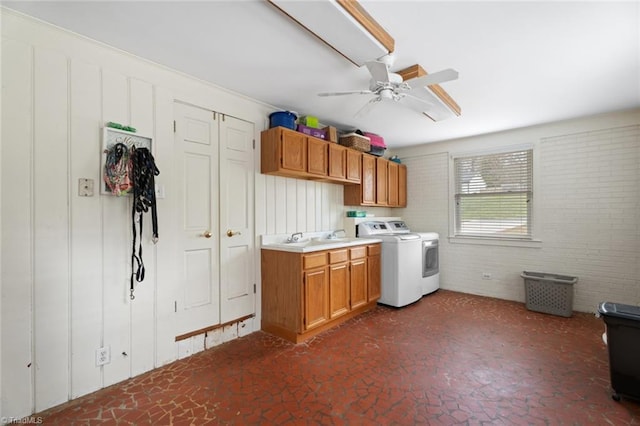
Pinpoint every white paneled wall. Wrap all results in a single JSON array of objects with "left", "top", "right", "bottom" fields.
[
  {"left": 257, "top": 176, "right": 344, "bottom": 236},
  {"left": 394, "top": 113, "right": 640, "bottom": 312},
  {"left": 0, "top": 10, "right": 353, "bottom": 419}
]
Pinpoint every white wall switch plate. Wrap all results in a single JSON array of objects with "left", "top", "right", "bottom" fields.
[
  {"left": 155, "top": 183, "right": 165, "bottom": 199},
  {"left": 78, "top": 178, "right": 94, "bottom": 197}
]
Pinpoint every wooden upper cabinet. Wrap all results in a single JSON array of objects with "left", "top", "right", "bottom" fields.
[
  {"left": 361, "top": 154, "right": 377, "bottom": 205},
  {"left": 281, "top": 131, "right": 307, "bottom": 173},
  {"left": 343, "top": 153, "right": 376, "bottom": 206},
  {"left": 328, "top": 143, "right": 347, "bottom": 180},
  {"left": 343, "top": 155, "right": 407, "bottom": 208},
  {"left": 376, "top": 156, "right": 388, "bottom": 206},
  {"left": 398, "top": 164, "right": 407, "bottom": 207},
  {"left": 307, "top": 137, "right": 328, "bottom": 177},
  {"left": 261, "top": 127, "right": 307, "bottom": 176},
  {"left": 261, "top": 127, "right": 363, "bottom": 184},
  {"left": 346, "top": 149, "right": 362, "bottom": 183},
  {"left": 387, "top": 161, "right": 399, "bottom": 207}
]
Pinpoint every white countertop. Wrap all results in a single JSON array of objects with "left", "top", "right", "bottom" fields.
[{"left": 261, "top": 231, "right": 382, "bottom": 253}]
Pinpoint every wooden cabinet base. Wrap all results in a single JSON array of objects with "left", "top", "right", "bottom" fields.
[{"left": 262, "top": 300, "right": 377, "bottom": 344}]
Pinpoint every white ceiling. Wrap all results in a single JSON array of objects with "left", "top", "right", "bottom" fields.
[{"left": 3, "top": 1, "right": 639, "bottom": 147}]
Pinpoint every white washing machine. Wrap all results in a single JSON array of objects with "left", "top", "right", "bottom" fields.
[{"left": 357, "top": 221, "right": 424, "bottom": 307}]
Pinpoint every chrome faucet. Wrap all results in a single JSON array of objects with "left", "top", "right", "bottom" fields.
[
  {"left": 327, "top": 229, "right": 346, "bottom": 239},
  {"left": 286, "top": 232, "right": 303, "bottom": 243}
]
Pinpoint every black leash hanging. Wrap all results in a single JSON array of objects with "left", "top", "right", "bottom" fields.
[{"left": 129, "top": 146, "right": 160, "bottom": 300}]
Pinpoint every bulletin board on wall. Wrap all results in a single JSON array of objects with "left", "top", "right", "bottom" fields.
[{"left": 101, "top": 127, "right": 152, "bottom": 195}]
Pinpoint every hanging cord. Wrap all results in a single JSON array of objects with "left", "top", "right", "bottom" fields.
[
  {"left": 103, "top": 143, "right": 132, "bottom": 196},
  {"left": 129, "top": 146, "right": 160, "bottom": 300}
]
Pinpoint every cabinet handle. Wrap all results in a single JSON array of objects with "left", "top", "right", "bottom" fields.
[
  {"left": 226, "top": 229, "right": 241, "bottom": 237},
  {"left": 202, "top": 230, "right": 212, "bottom": 238}
]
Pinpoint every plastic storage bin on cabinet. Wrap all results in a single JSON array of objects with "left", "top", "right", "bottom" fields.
[
  {"left": 598, "top": 302, "right": 640, "bottom": 401},
  {"left": 521, "top": 271, "right": 577, "bottom": 317}
]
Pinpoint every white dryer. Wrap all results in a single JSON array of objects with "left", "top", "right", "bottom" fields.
[{"left": 417, "top": 232, "right": 440, "bottom": 296}]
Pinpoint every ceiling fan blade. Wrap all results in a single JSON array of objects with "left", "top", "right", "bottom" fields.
[
  {"left": 406, "top": 68, "right": 458, "bottom": 88},
  {"left": 354, "top": 97, "right": 382, "bottom": 118},
  {"left": 402, "top": 93, "right": 435, "bottom": 108},
  {"left": 401, "top": 91, "right": 456, "bottom": 121},
  {"left": 318, "top": 90, "right": 374, "bottom": 97},
  {"left": 365, "top": 60, "right": 391, "bottom": 83}
]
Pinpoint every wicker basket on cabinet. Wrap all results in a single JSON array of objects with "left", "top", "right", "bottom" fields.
[{"left": 339, "top": 133, "right": 371, "bottom": 152}]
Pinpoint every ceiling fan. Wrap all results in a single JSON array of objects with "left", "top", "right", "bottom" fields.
[{"left": 318, "top": 55, "right": 459, "bottom": 118}]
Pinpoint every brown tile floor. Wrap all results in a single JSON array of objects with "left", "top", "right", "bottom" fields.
[{"left": 36, "top": 290, "right": 640, "bottom": 425}]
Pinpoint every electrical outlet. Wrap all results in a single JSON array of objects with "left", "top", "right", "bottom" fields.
[
  {"left": 96, "top": 346, "right": 111, "bottom": 366},
  {"left": 482, "top": 272, "right": 492, "bottom": 280}
]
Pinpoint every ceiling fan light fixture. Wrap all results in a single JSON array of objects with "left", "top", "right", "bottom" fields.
[
  {"left": 380, "top": 88, "right": 394, "bottom": 100},
  {"left": 267, "top": 0, "right": 394, "bottom": 66}
]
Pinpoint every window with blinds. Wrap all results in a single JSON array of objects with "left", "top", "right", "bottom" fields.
[{"left": 453, "top": 148, "right": 533, "bottom": 239}]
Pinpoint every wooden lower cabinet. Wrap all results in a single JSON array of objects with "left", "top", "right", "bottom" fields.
[
  {"left": 304, "top": 266, "right": 330, "bottom": 330},
  {"left": 261, "top": 243, "right": 381, "bottom": 343},
  {"left": 367, "top": 244, "right": 381, "bottom": 301},
  {"left": 329, "top": 262, "right": 350, "bottom": 319},
  {"left": 349, "top": 246, "right": 368, "bottom": 309}
]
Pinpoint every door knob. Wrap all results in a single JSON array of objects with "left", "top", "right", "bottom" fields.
[
  {"left": 226, "top": 229, "right": 241, "bottom": 237},
  {"left": 203, "top": 230, "right": 212, "bottom": 238}
]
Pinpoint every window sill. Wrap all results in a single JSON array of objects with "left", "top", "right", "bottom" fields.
[{"left": 448, "top": 236, "right": 542, "bottom": 249}]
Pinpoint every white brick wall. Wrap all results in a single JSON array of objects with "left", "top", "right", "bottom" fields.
[{"left": 393, "top": 113, "right": 640, "bottom": 313}]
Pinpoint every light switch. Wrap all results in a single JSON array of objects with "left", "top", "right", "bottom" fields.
[
  {"left": 78, "top": 178, "right": 94, "bottom": 197},
  {"left": 155, "top": 183, "right": 166, "bottom": 199}
]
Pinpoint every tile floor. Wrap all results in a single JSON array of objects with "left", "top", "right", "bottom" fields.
[{"left": 36, "top": 290, "right": 640, "bottom": 425}]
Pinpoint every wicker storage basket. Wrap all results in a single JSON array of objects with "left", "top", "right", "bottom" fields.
[{"left": 339, "top": 133, "right": 371, "bottom": 152}]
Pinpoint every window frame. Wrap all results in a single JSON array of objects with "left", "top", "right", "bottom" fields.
[{"left": 448, "top": 144, "right": 541, "bottom": 248}]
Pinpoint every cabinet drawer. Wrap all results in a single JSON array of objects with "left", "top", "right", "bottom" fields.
[
  {"left": 303, "top": 253, "right": 328, "bottom": 269},
  {"left": 350, "top": 246, "right": 367, "bottom": 260},
  {"left": 367, "top": 244, "right": 381, "bottom": 256},
  {"left": 329, "top": 249, "right": 349, "bottom": 264}
]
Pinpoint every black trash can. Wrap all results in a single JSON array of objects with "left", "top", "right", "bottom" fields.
[{"left": 598, "top": 302, "right": 640, "bottom": 401}]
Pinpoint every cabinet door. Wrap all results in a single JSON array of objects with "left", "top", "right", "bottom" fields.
[
  {"left": 281, "top": 129, "right": 307, "bottom": 172},
  {"left": 350, "top": 259, "right": 368, "bottom": 309},
  {"left": 328, "top": 143, "right": 347, "bottom": 180},
  {"left": 304, "top": 267, "right": 330, "bottom": 330},
  {"left": 387, "top": 161, "right": 399, "bottom": 207},
  {"left": 398, "top": 164, "right": 407, "bottom": 207},
  {"left": 367, "top": 251, "right": 381, "bottom": 302},
  {"left": 376, "top": 157, "right": 388, "bottom": 205},
  {"left": 329, "top": 262, "right": 350, "bottom": 318},
  {"left": 361, "top": 154, "right": 376, "bottom": 205},
  {"left": 346, "top": 149, "right": 362, "bottom": 183},
  {"left": 307, "top": 137, "right": 328, "bottom": 176}
]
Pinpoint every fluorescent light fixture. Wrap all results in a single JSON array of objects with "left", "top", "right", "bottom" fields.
[{"left": 268, "top": 0, "right": 394, "bottom": 66}]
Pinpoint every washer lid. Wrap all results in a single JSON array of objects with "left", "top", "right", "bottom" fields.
[{"left": 375, "top": 233, "right": 421, "bottom": 241}]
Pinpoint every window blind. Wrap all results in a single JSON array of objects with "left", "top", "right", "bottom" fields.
[{"left": 454, "top": 149, "right": 533, "bottom": 238}]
